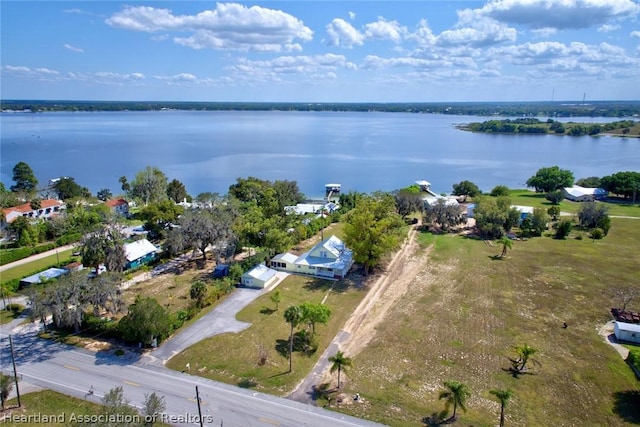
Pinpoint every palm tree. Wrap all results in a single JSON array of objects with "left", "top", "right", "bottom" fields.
[
  {"left": 514, "top": 343, "right": 538, "bottom": 372},
  {"left": 438, "top": 380, "right": 471, "bottom": 420},
  {"left": 498, "top": 235, "right": 513, "bottom": 257},
  {"left": 489, "top": 388, "right": 514, "bottom": 427},
  {"left": 328, "top": 351, "right": 353, "bottom": 389},
  {"left": 283, "top": 305, "right": 303, "bottom": 373}
]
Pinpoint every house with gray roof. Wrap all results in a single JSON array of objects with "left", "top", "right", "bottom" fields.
[{"left": 270, "top": 235, "right": 353, "bottom": 279}]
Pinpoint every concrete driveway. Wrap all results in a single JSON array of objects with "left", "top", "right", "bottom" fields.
[{"left": 145, "top": 271, "right": 289, "bottom": 365}]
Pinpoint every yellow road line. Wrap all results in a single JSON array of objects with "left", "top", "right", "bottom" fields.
[
  {"left": 259, "top": 417, "right": 280, "bottom": 425},
  {"left": 122, "top": 380, "right": 140, "bottom": 387},
  {"left": 64, "top": 365, "right": 80, "bottom": 371}
]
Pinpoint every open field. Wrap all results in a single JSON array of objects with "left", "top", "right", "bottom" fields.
[
  {"left": 1, "top": 249, "right": 77, "bottom": 284},
  {"left": 167, "top": 273, "right": 367, "bottom": 395},
  {"left": 3, "top": 390, "right": 171, "bottom": 427},
  {"left": 331, "top": 218, "right": 640, "bottom": 426},
  {"left": 480, "top": 190, "right": 640, "bottom": 217}
]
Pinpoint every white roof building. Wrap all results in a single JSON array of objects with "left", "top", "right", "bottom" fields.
[
  {"left": 270, "top": 235, "right": 354, "bottom": 279},
  {"left": 563, "top": 185, "right": 608, "bottom": 202},
  {"left": 614, "top": 321, "right": 640, "bottom": 344},
  {"left": 241, "top": 264, "right": 278, "bottom": 289}
]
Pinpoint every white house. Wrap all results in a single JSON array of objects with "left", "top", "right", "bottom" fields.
[
  {"left": 1, "top": 199, "right": 66, "bottom": 231},
  {"left": 241, "top": 264, "right": 278, "bottom": 289},
  {"left": 614, "top": 321, "right": 640, "bottom": 344},
  {"left": 270, "top": 235, "right": 353, "bottom": 279},
  {"left": 563, "top": 185, "right": 608, "bottom": 202}
]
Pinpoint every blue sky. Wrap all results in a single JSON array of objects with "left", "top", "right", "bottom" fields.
[{"left": 2, "top": 0, "right": 639, "bottom": 102}]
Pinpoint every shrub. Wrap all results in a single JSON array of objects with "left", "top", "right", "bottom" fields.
[
  {"left": 590, "top": 228, "right": 604, "bottom": 240},
  {"left": 55, "top": 232, "right": 81, "bottom": 246},
  {"left": 555, "top": 220, "right": 572, "bottom": 239},
  {"left": 5, "top": 303, "right": 25, "bottom": 313},
  {"left": 545, "top": 190, "right": 565, "bottom": 205}
]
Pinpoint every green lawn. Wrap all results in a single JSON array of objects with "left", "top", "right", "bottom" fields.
[
  {"left": 3, "top": 390, "right": 171, "bottom": 427},
  {"left": 0, "top": 306, "right": 25, "bottom": 325},
  {"left": 167, "top": 273, "right": 366, "bottom": 395},
  {"left": 476, "top": 189, "right": 640, "bottom": 217},
  {"left": 334, "top": 218, "right": 640, "bottom": 426},
  {"left": 0, "top": 249, "right": 77, "bottom": 284}
]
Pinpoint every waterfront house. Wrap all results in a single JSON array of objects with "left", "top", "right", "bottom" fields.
[
  {"left": 105, "top": 198, "right": 130, "bottom": 217},
  {"left": 1, "top": 199, "right": 66, "bottom": 235},
  {"left": 270, "top": 235, "right": 353, "bottom": 279}
]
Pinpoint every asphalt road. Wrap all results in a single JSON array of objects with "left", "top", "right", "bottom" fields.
[{"left": 1, "top": 327, "right": 383, "bottom": 427}]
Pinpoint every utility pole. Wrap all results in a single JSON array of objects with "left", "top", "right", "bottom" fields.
[
  {"left": 195, "top": 386, "right": 204, "bottom": 427},
  {"left": 8, "top": 335, "right": 21, "bottom": 407}
]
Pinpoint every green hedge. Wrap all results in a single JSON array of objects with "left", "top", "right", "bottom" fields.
[
  {"left": 0, "top": 241, "right": 71, "bottom": 266},
  {"left": 628, "top": 349, "right": 640, "bottom": 376}
]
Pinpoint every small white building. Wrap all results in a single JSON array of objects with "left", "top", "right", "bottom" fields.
[
  {"left": 614, "top": 321, "right": 640, "bottom": 344},
  {"left": 241, "top": 264, "right": 278, "bottom": 289},
  {"left": 563, "top": 185, "right": 608, "bottom": 202}
]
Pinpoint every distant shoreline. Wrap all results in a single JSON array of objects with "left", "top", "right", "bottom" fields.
[{"left": 2, "top": 100, "right": 640, "bottom": 118}]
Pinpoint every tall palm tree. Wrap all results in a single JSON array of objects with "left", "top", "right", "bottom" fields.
[
  {"left": 489, "top": 388, "right": 514, "bottom": 427},
  {"left": 514, "top": 343, "right": 538, "bottom": 372},
  {"left": 438, "top": 380, "right": 471, "bottom": 420},
  {"left": 498, "top": 236, "right": 513, "bottom": 258},
  {"left": 328, "top": 351, "right": 353, "bottom": 389},
  {"left": 283, "top": 305, "right": 303, "bottom": 373}
]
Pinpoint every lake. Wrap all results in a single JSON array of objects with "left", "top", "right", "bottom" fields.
[{"left": 1, "top": 111, "right": 638, "bottom": 198}]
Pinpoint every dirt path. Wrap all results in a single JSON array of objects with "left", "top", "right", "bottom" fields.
[{"left": 288, "top": 222, "right": 431, "bottom": 403}]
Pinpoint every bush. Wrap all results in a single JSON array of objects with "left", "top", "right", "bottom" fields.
[
  {"left": 590, "top": 228, "right": 604, "bottom": 240},
  {"left": 5, "top": 303, "right": 25, "bottom": 313},
  {"left": 55, "top": 232, "right": 81, "bottom": 246},
  {"left": 555, "top": 220, "right": 572, "bottom": 239},
  {"left": 545, "top": 190, "right": 565, "bottom": 205},
  {"left": 83, "top": 314, "right": 120, "bottom": 338}
]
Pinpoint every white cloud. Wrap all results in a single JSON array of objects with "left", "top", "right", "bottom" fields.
[
  {"left": 491, "top": 41, "right": 640, "bottom": 79},
  {"left": 325, "top": 18, "right": 364, "bottom": 47},
  {"left": 93, "top": 72, "right": 146, "bottom": 84},
  {"left": 225, "top": 53, "right": 356, "bottom": 83},
  {"left": 437, "top": 13, "right": 517, "bottom": 47},
  {"left": 531, "top": 27, "right": 558, "bottom": 38},
  {"left": 406, "top": 20, "right": 437, "bottom": 47},
  {"left": 2, "top": 65, "right": 60, "bottom": 80},
  {"left": 630, "top": 30, "right": 640, "bottom": 38},
  {"left": 364, "top": 17, "right": 406, "bottom": 42},
  {"left": 154, "top": 73, "right": 198, "bottom": 83},
  {"left": 64, "top": 44, "right": 84, "bottom": 53},
  {"left": 598, "top": 24, "right": 620, "bottom": 32},
  {"left": 348, "top": 11, "right": 356, "bottom": 20},
  {"left": 106, "top": 3, "right": 313, "bottom": 52},
  {"left": 473, "top": 0, "right": 639, "bottom": 30}
]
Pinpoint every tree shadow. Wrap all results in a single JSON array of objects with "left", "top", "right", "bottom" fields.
[
  {"left": 421, "top": 410, "right": 450, "bottom": 426},
  {"left": 274, "top": 333, "right": 316, "bottom": 359},
  {"left": 502, "top": 358, "right": 537, "bottom": 378},
  {"left": 302, "top": 277, "right": 348, "bottom": 294},
  {"left": 94, "top": 347, "right": 141, "bottom": 365},
  {"left": 237, "top": 378, "right": 258, "bottom": 389},
  {"left": 612, "top": 390, "right": 640, "bottom": 423},
  {"left": 488, "top": 255, "right": 504, "bottom": 261},
  {"left": 259, "top": 307, "right": 276, "bottom": 315}
]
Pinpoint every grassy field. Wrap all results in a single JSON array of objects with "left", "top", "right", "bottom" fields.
[
  {"left": 1, "top": 249, "right": 77, "bottom": 284},
  {"left": 332, "top": 218, "right": 640, "bottom": 426},
  {"left": 3, "top": 390, "right": 171, "bottom": 427},
  {"left": 477, "top": 190, "right": 640, "bottom": 217},
  {"left": 0, "top": 306, "right": 25, "bottom": 325},
  {"left": 167, "top": 273, "right": 367, "bottom": 395}
]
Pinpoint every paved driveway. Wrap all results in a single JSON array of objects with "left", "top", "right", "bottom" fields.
[{"left": 145, "top": 271, "right": 289, "bottom": 365}]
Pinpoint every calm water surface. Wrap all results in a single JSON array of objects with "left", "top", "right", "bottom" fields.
[{"left": 1, "top": 111, "right": 638, "bottom": 197}]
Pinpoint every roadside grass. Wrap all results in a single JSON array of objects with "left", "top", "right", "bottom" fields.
[
  {"left": 334, "top": 218, "right": 640, "bottom": 426},
  {"left": 1, "top": 249, "right": 77, "bottom": 284},
  {"left": 4, "top": 390, "right": 171, "bottom": 427},
  {"left": 166, "top": 273, "right": 365, "bottom": 395},
  {"left": 0, "top": 307, "right": 25, "bottom": 324}
]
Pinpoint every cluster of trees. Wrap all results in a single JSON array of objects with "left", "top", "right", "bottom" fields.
[
  {"left": 8, "top": 99, "right": 639, "bottom": 117},
  {"left": 27, "top": 271, "right": 123, "bottom": 333},
  {"left": 464, "top": 118, "right": 636, "bottom": 136},
  {"left": 474, "top": 196, "right": 548, "bottom": 239},
  {"left": 343, "top": 193, "right": 405, "bottom": 275},
  {"left": 283, "top": 303, "right": 332, "bottom": 371}
]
